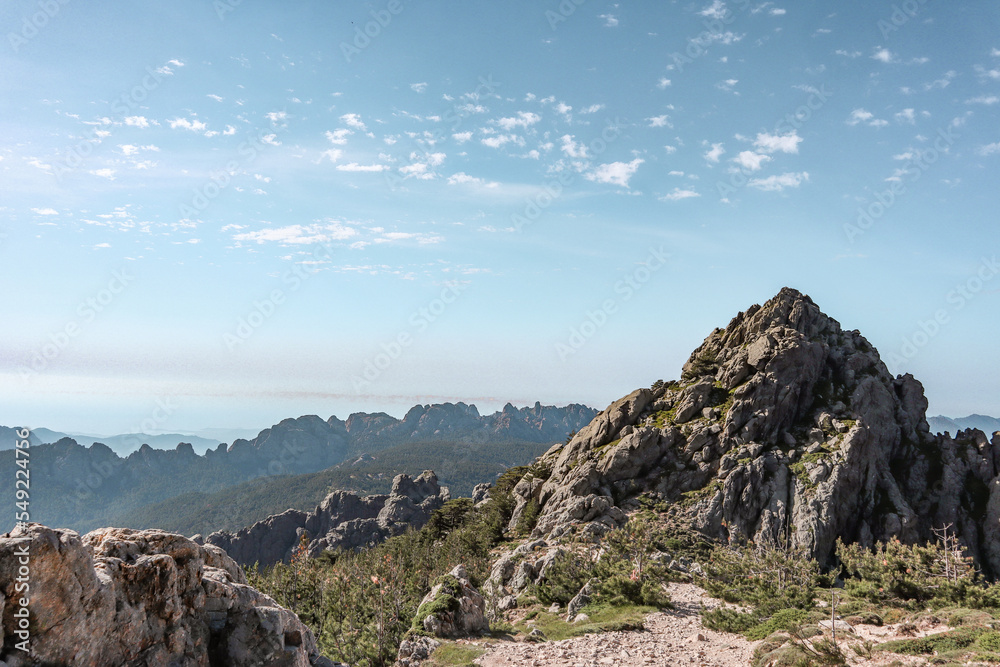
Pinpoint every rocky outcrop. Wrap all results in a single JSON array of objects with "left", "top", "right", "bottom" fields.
[
  {"left": 508, "top": 288, "right": 1000, "bottom": 574},
  {"left": 207, "top": 471, "right": 449, "bottom": 566},
  {"left": 0, "top": 523, "right": 339, "bottom": 667},
  {"left": 2, "top": 403, "right": 594, "bottom": 536},
  {"left": 413, "top": 565, "right": 488, "bottom": 638}
]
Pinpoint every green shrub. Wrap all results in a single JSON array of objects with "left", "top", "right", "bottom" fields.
[{"left": 515, "top": 499, "right": 542, "bottom": 535}]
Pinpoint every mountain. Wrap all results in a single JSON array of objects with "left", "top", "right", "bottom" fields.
[
  {"left": 0, "top": 425, "right": 60, "bottom": 450},
  {"left": 0, "top": 425, "right": 222, "bottom": 454},
  {"left": 928, "top": 414, "right": 1000, "bottom": 437},
  {"left": 0, "top": 402, "right": 595, "bottom": 534},
  {"left": 105, "top": 437, "right": 555, "bottom": 537},
  {"left": 509, "top": 287, "right": 1000, "bottom": 575}
]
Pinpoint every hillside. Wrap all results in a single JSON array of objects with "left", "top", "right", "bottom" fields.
[
  {"left": 509, "top": 287, "right": 1000, "bottom": 574},
  {"left": 0, "top": 401, "right": 592, "bottom": 534},
  {"left": 108, "top": 437, "right": 552, "bottom": 536}
]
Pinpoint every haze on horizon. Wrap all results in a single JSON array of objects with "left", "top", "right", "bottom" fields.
[{"left": 1, "top": 0, "right": 998, "bottom": 435}]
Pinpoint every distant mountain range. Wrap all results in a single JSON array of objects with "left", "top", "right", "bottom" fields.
[
  {"left": 0, "top": 426, "right": 225, "bottom": 455},
  {"left": 927, "top": 414, "right": 1000, "bottom": 437},
  {"left": 0, "top": 401, "right": 596, "bottom": 535}
]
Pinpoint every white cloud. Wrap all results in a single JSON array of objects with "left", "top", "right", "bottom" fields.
[
  {"left": 846, "top": 109, "right": 883, "bottom": 127},
  {"left": 555, "top": 102, "right": 573, "bottom": 116},
  {"left": 660, "top": 188, "right": 700, "bottom": 201},
  {"left": 482, "top": 134, "right": 522, "bottom": 149},
  {"left": 497, "top": 111, "right": 541, "bottom": 130},
  {"left": 699, "top": 0, "right": 728, "bottom": 20},
  {"left": 168, "top": 117, "right": 208, "bottom": 132},
  {"left": 733, "top": 151, "right": 772, "bottom": 171},
  {"left": 233, "top": 223, "right": 357, "bottom": 244},
  {"left": 872, "top": 48, "right": 896, "bottom": 63},
  {"left": 754, "top": 131, "right": 802, "bottom": 153},
  {"left": 124, "top": 116, "right": 150, "bottom": 128},
  {"left": 835, "top": 49, "right": 862, "bottom": 58},
  {"left": 691, "top": 31, "right": 743, "bottom": 47},
  {"left": 261, "top": 134, "right": 281, "bottom": 146},
  {"left": 223, "top": 125, "right": 236, "bottom": 136},
  {"left": 647, "top": 115, "right": 672, "bottom": 128},
  {"left": 977, "top": 142, "right": 1000, "bottom": 156},
  {"left": 704, "top": 143, "right": 726, "bottom": 163},
  {"left": 452, "top": 131, "right": 473, "bottom": 143},
  {"left": 586, "top": 158, "right": 644, "bottom": 188},
  {"left": 319, "top": 149, "right": 342, "bottom": 163},
  {"left": 748, "top": 171, "right": 809, "bottom": 191},
  {"left": 580, "top": 104, "right": 605, "bottom": 114},
  {"left": 967, "top": 95, "right": 1000, "bottom": 105},
  {"left": 207, "top": 94, "right": 224, "bottom": 102},
  {"left": 656, "top": 77, "right": 672, "bottom": 89},
  {"left": 89, "top": 169, "right": 117, "bottom": 180},
  {"left": 266, "top": 111, "right": 288, "bottom": 124},
  {"left": 325, "top": 128, "right": 352, "bottom": 144},
  {"left": 560, "top": 134, "right": 588, "bottom": 158},
  {"left": 447, "top": 172, "right": 499, "bottom": 188},
  {"left": 717, "top": 79, "right": 739, "bottom": 92},
  {"left": 599, "top": 13, "right": 619, "bottom": 27},
  {"left": 340, "top": 113, "right": 367, "bottom": 131},
  {"left": 894, "top": 108, "right": 916, "bottom": 124},
  {"left": 410, "top": 82, "right": 428, "bottom": 93},
  {"left": 31, "top": 207, "right": 59, "bottom": 215},
  {"left": 664, "top": 145, "right": 677, "bottom": 154},
  {"left": 770, "top": 7, "right": 786, "bottom": 15},
  {"left": 336, "top": 163, "right": 388, "bottom": 172}
]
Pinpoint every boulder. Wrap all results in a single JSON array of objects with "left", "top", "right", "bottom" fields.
[
  {"left": 414, "top": 565, "right": 488, "bottom": 638},
  {"left": 0, "top": 523, "right": 336, "bottom": 667}
]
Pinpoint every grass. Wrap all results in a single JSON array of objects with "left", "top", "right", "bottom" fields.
[
  {"left": 513, "top": 603, "right": 655, "bottom": 641},
  {"left": 424, "top": 643, "right": 486, "bottom": 666}
]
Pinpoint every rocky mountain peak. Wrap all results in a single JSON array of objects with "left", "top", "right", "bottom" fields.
[{"left": 511, "top": 288, "right": 1000, "bottom": 573}]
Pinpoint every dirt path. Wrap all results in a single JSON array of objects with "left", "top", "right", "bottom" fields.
[{"left": 476, "top": 582, "right": 756, "bottom": 667}]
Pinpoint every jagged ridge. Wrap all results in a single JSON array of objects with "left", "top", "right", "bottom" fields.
[{"left": 510, "top": 288, "right": 1000, "bottom": 574}]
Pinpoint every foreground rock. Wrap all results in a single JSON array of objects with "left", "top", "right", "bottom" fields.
[
  {"left": 414, "top": 565, "right": 489, "bottom": 638},
  {"left": 0, "top": 523, "right": 338, "bottom": 667},
  {"left": 509, "top": 287, "right": 1000, "bottom": 574},
  {"left": 207, "top": 471, "right": 449, "bottom": 566}
]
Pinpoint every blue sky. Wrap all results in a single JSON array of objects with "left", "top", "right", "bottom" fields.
[{"left": 1, "top": 0, "right": 998, "bottom": 435}]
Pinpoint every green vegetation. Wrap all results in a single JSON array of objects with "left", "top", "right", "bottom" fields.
[
  {"left": 423, "top": 643, "right": 486, "bottom": 667},
  {"left": 112, "top": 438, "right": 551, "bottom": 536},
  {"left": 514, "top": 604, "right": 655, "bottom": 641}
]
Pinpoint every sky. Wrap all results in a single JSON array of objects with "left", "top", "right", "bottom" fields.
[{"left": 1, "top": 0, "right": 998, "bottom": 436}]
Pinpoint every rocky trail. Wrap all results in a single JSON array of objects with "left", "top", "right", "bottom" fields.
[
  {"left": 476, "top": 583, "right": 756, "bottom": 667},
  {"left": 469, "top": 582, "right": 952, "bottom": 667}
]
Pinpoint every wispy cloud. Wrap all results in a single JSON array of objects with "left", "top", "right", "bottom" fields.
[
  {"left": 748, "top": 171, "right": 809, "bottom": 191},
  {"left": 660, "top": 188, "right": 700, "bottom": 201}
]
